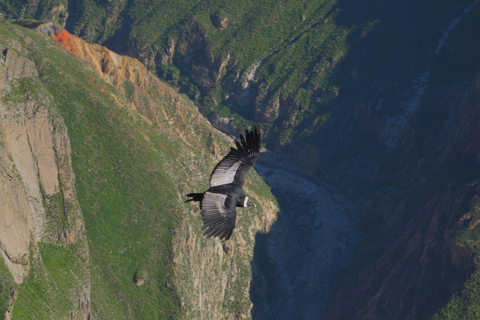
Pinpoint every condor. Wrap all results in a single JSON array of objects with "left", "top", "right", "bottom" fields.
[{"left": 186, "top": 125, "right": 262, "bottom": 240}]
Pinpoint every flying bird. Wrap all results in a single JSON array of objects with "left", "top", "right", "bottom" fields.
[{"left": 186, "top": 125, "right": 262, "bottom": 240}]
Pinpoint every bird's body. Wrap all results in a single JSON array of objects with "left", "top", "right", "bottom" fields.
[{"left": 186, "top": 125, "right": 262, "bottom": 240}]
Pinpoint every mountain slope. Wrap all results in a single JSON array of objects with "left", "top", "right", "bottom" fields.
[
  {"left": 57, "top": 0, "right": 476, "bottom": 142},
  {"left": 63, "top": 1, "right": 480, "bottom": 319},
  {"left": 325, "top": 4, "right": 480, "bottom": 318},
  {"left": 3, "top": 0, "right": 480, "bottom": 319},
  {"left": 0, "top": 22, "right": 277, "bottom": 319},
  {"left": 0, "top": 23, "right": 89, "bottom": 319}
]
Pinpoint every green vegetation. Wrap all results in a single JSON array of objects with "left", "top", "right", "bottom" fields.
[
  {"left": 121, "top": 80, "right": 135, "bottom": 100},
  {"left": 3, "top": 0, "right": 474, "bottom": 146},
  {"left": 433, "top": 196, "right": 480, "bottom": 320},
  {"left": 0, "top": 23, "right": 182, "bottom": 319},
  {"left": 0, "top": 0, "right": 67, "bottom": 24},
  {"left": 0, "top": 256, "right": 14, "bottom": 320},
  {"left": 3, "top": 0, "right": 479, "bottom": 317},
  {"left": 64, "top": 0, "right": 358, "bottom": 139},
  {"left": 62, "top": 0, "right": 470, "bottom": 144},
  {"left": 0, "top": 21, "right": 278, "bottom": 319},
  {"left": 36, "top": 42, "right": 181, "bottom": 320},
  {"left": 13, "top": 242, "right": 88, "bottom": 319}
]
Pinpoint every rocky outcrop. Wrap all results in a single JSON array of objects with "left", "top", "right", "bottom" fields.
[
  {"left": 0, "top": 28, "right": 90, "bottom": 319},
  {"left": 48, "top": 25, "right": 278, "bottom": 320},
  {"left": 52, "top": 28, "right": 198, "bottom": 128},
  {"left": 5, "top": 286, "right": 17, "bottom": 320},
  {"left": 326, "top": 37, "right": 480, "bottom": 319},
  {"left": 207, "top": 113, "right": 241, "bottom": 136},
  {"left": 173, "top": 179, "right": 277, "bottom": 320}
]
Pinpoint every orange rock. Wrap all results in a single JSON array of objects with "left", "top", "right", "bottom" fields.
[{"left": 53, "top": 29, "right": 78, "bottom": 55}]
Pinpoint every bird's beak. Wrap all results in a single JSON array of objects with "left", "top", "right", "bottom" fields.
[{"left": 247, "top": 199, "right": 256, "bottom": 207}]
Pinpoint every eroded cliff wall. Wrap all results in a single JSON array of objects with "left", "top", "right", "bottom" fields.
[
  {"left": 50, "top": 26, "right": 278, "bottom": 319},
  {"left": 325, "top": 6, "right": 480, "bottom": 319},
  {"left": 0, "top": 27, "right": 89, "bottom": 319},
  {"left": 0, "top": 22, "right": 277, "bottom": 319}
]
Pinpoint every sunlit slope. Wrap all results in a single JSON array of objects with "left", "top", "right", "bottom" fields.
[{"left": 0, "top": 23, "right": 277, "bottom": 319}]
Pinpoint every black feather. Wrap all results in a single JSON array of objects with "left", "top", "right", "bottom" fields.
[{"left": 185, "top": 126, "right": 262, "bottom": 241}]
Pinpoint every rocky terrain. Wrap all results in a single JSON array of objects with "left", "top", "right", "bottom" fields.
[
  {"left": 251, "top": 161, "right": 359, "bottom": 319},
  {"left": 50, "top": 27, "right": 279, "bottom": 318},
  {"left": 0, "top": 28, "right": 90, "bottom": 319},
  {"left": 0, "top": 23, "right": 278, "bottom": 319},
  {"left": 2, "top": 0, "right": 480, "bottom": 319}
]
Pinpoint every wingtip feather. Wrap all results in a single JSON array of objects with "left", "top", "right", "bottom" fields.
[{"left": 255, "top": 125, "right": 262, "bottom": 152}]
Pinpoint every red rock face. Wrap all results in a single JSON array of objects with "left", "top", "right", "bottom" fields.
[
  {"left": 51, "top": 28, "right": 175, "bottom": 126},
  {"left": 53, "top": 29, "right": 78, "bottom": 55}
]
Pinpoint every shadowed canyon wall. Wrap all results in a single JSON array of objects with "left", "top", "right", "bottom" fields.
[{"left": 1, "top": 0, "right": 480, "bottom": 318}]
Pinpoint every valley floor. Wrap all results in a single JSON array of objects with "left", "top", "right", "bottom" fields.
[{"left": 251, "top": 160, "right": 360, "bottom": 319}]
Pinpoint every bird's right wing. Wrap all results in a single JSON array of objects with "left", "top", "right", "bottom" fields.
[
  {"left": 209, "top": 125, "right": 262, "bottom": 187},
  {"left": 200, "top": 192, "right": 236, "bottom": 240}
]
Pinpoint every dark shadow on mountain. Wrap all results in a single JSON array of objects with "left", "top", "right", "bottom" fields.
[
  {"left": 249, "top": 226, "right": 279, "bottom": 319},
  {"left": 249, "top": 155, "right": 359, "bottom": 320},
  {"left": 250, "top": 0, "right": 480, "bottom": 319}
]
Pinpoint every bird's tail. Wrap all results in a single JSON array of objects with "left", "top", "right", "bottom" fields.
[{"left": 185, "top": 193, "right": 204, "bottom": 203}]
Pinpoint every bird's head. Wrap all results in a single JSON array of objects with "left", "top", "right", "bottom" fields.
[{"left": 243, "top": 196, "right": 256, "bottom": 208}]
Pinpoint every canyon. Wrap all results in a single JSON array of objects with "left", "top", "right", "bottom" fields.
[
  {"left": 1, "top": 0, "right": 480, "bottom": 318},
  {"left": 0, "top": 23, "right": 277, "bottom": 319}
]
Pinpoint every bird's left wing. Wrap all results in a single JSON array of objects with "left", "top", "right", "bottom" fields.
[
  {"left": 209, "top": 125, "right": 262, "bottom": 187},
  {"left": 200, "top": 192, "right": 236, "bottom": 240}
]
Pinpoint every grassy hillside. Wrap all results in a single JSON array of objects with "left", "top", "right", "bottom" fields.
[
  {"left": 2, "top": 0, "right": 480, "bottom": 318},
  {"left": 0, "top": 22, "right": 183, "bottom": 318},
  {"left": 0, "top": 22, "right": 277, "bottom": 319},
  {"left": 1, "top": 0, "right": 476, "bottom": 144},
  {"left": 0, "top": 258, "right": 14, "bottom": 320},
  {"left": 59, "top": 0, "right": 475, "bottom": 144}
]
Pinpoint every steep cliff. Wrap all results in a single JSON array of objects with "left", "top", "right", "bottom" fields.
[
  {"left": 0, "top": 25, "right": 89, "bottom": 319},
  {"left": 325, "top": 4, "right": 480, "bottom": 319},
  {"left": 51, "top": 27, "right": 278, "bottom": 319},
  {"left": 63, "top": 1, "right": 480, "bottom": 319},
  {"left": 55, "top": 0, "right": 478, "bottom": 144},
  {"left": 0, "top": 22, "right": 277, "bottom": 319},
  {"left": 3, "top": 0, "right": 480, "bottom": 318},
  {"left": 326, "top": 69, "right": 480, "bottom": 319}
]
